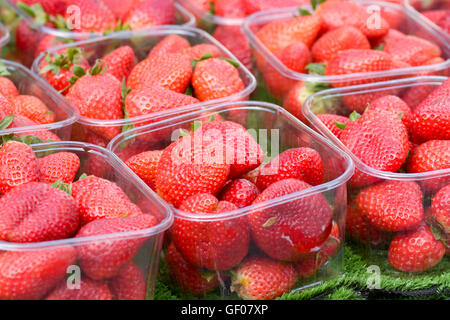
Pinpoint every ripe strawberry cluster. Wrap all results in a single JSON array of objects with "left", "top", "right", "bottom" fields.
[
  {"left": 13, "top": 0, "right": 179, "bottom": 64},
  {"left": 315, "top": 79, "right": 450, "bottom": 273},
  {"left": 250, "top": 0, "right": 446, "bottom": 115},
  {"left": 0, "top": 64, "right": 61, "bottom": 142},
  {"left": 0, "top": 141, "right": 158, "bottom": 300},
  {"left": 123, "top": 117, "right": 341, "bottom": 300},
  {"left": 410, "top": 0, "right": 450, "bottom": 35},
  {"left": 38, "top": 34, "right": 247, "bottom": 146}
]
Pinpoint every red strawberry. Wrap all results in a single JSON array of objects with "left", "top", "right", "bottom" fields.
[
  {"left": 406, "top": 140, "right": 450, "bottom": 194},
  {"left": 283, "top": 81, "right": 317, "bottom": 122},
  {"left": 0, "top": 94, "right": 12, "bottom": 116},
  {"left": 46, "top": 277, "right": 113, "bottom": 300},
  {"left": 0, "top": 247, "right": 76, "bottom": 300},
  {"left": 219, "top": 179, "right": 260, "bottom": 208},
  {"left": 125, "top": 150, "right": 162, "bottom": 190},
  {"left": 15, "top": 20, "right": 41, "bottom": 67},
  {"left": 0, "top": 141, "right": 40, "bottom": 194},
  {"left": 0, "top": 182, "right": 79, "bottom": 242},
  {"left": 66, "top": 0, "right": 116, "bottom": 33},
  {"left": 312, "top": 26, "right": 370, "bottom": 63},
  {"left": 76, "top": 214, "right": 158, "bottom": 280},
  {"left": 148, "top": 34, "right": 191, "bottom": 58},
  {"left": 127, "top": 53, "right": 192, "bottom": 92},
  {"left": 66, "top": 72, "right": 123, "bottom": 140},
  {"left": 371, "top": 29, "right": 405, "bottom": 48},
  {"left": 108, "top": 263, "right": 146, "bottom": 300},
  {"left": 0, "top": 76, "right": 18, "bottom": 98},
  {"left": 173, "top": 194, "right": 249, "bottom": 270},
  {"left": 346, "top": 200, "right": 392, "bottom": 249},
  {"left": 8, "top": 115, "right": 61, "bottom": 142},
  {"left": 166, "top": 242, "right": 219, "bottom": 295},
  {"left": 182, "top": 44, "right": 222, "bottom": 61},
  {"left": 230, "top": 256, "right": 298, "bottom": 300},
  {"left": 341, "top": 90, "right": 393, "bottom": 113},
  {"left": 316, "top": 114, "right": 351, "bottom": 139},
  {"left": 248, "top": 179, "right": 333, "bottom": 261},
  {"left": 401, "top": 83, "right": 437, "bottom": 110},
  {"left": 325, "top": 49, "right": 396, "bottom": 87},
  {"left": 423, "top": 9, "right": 450, "bottom": 33},
  {"left": 72, "top": 175, "right": 142, "bottom": 225},
  {"left": 263, "top": 42, "right": 311, "bottom": 99},
  {"left": 201, "top": 120, "right": 265, "bottom": 178},
  {"left": 356, "top": 180, "right": 424, "bottom": 232},
  {"left": 368, "top": 95, "right": 412, "bottom": 131},
  {"left": 431, "top": 184, "right": 450, "bottom": 234},
  {"left": 383, "top": 35, "right": 442, "bottom": 66},
  {"left": 101, "top": 0, "right": 136, "bottom": 20},
  {"left": 124, "top": 0, "right": 175, "bottom": 30},
  {"left": 242, "top": 0, "right": 310, "bottom": 14},
  {"left": 192, "top": 58, "right": 245, "bottom": 101},
  {"left": 215, "top": 0, "right": 246, "bottom": 18},
  {"left": 388, "top": 224, "right": 445, "bottom": 272},
  {"left": 340, "top": 108, "right": 409, "bottom": 188},
  {"left": 212, "top": 26, "right": 252, "bottom": 71},
  {"left": 9, "top": 95, "right": 55, "bottom": 124},
  {"left": 256, "top": 147, "right": 323, "bottom": 190},
  {"left": 100, "top": 46, "right": 136, "bottom": 82},
  {"left": 155, "top": 130, "right": 230, "bottom": 207},
  {"left": 38, "top": 152, "right": 80, "bottom": 184},
  {"left": 34, "top": 35, "right": 64, "bottom": 59}
]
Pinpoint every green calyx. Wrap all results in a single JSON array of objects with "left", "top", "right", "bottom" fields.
[
  {"left": 311, "top": 0, "right": 326, "bottom": 10},
  {"left": 40, "top": 47, "right": 84, "bottom": 76},
  {"left": 0, "top": 115, "right": 14, "bottom": 130},
  {"left": 295, "top": 8, "right": 312, "bottom": 17},
  {"left": 0, "top": 62, "right": 11, "bottom": 76},
  {"left": 335, "top": 120, "right": 347, "bottom": 130},
  {"left": 192, "top": 53, "right": 240, "bottom": 69},
  {"left": 121, "top": 78, "right": 134, "bottom": 134},
  {"left": 349, "top": 111, "right": 361, "bottom": 122},
  {"left": 306, "top": 62, "right": 327, "bottom": 76},
  {"left": 17, "top": 2, "right": 48, "bottom": 27},
  {"left": 104, "top": 20, "right": 132, "bottom": 35},
  {"left": 51, "top": 179, "right": 72, "bottom": 195},
  {"left": 209, "top": 0, "right": 215, "bottom": 15},
  {"left": 88, "top": 59, "right": 107, "bottom": 76}
]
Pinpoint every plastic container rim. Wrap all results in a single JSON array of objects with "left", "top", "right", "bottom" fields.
[
  {"left": 303, "top": 76, "right": 450, "bottom": 181},
  {"left": 108, "top": 100, "right": 355, "bottom": 222},
  {"left": 177, "top": 0, "right": 247, "bottom": 26},
  {"left": 31, "top": 25, "right": 257, "bottom": 127},
  {"left": 0, "top": 141, "right": 174, "bottom": 251},
  {"left": 0, "top": 23, "right": 10, "bottom": 48}
]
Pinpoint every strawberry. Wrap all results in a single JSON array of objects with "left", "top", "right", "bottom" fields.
[
  {"left": 295, "top": 222, "right": 340, "bottom": 278},
  {"left": 66, "top": 71, "right": 123, "bottom": 141},
  {"left": 192, "top": 58, "right": 245, "bottom": 101},
  {"left": 371, "top": 29, "right": 405, "bottom": 48},
  {"left": 356, "top": 180, "right": 424, "bottom": 232},
  {"left": 9, "top": 95, "right": 55, "bottom": 124},
  {"left": 212, "top": 26, "right": 252, "bottom": 71},
  {"left": 316, "top": 114, "right": 351, "bottom": 140},
  {"left": 346, "top": 200, "right": 392, "bottom": 249},
  {"left": 219, "top": 179, "right": 260, "bottom": 208},
  {"left": 101, "top": 0, "right": 136, "bottom": 20},
  {"left": 15, "top": 20, "right": 41, "bottom": 67},
  {"left": 248, "top": 179, "right": 333, "bottom": 261},
  {"left": 423, "top": 9, "right": 450, "bottom": 33},
  {"left": 127, "top": 53, "right": 192, "bottom": 92},
  {"left": 256, "top": 147, "right": 323, "bottom": 190},
  {"left": 124, "top": 0, "right": 175, "bottom": 30},
  {"left": 0, "top": 141, "right": 40, "bottom": 194},
  {"left": 0, "top": 94, "right": 12, "bottom": 117},
  {"left": 0, "top": 247, "right": 77, "bottom": 300},
  {"left": 166, "top": 242, "right": 219, "bottom": 295},
  {"left": 341, "top": 90, "right": 394, "bottom": 113},
  {"left": 76, "top": 214, "right": 158, "bottom": 280},
  {"left": 173, "top": 194, "right": 249, "bottom": 270},
  {"left": 0, "top": 76, "right": 18, "bottom": 98},
  {"left": 148, "top": 34, "right": 191, "bottom": 58},
  {"left": 263, "top": 42, "right": 311, "bottom": 99},
  {"left": 100, "top": 46, "right": 136, "bottom": 82},
  {"left": 7, "top": 115, "right": 61, "bottom": 142},
  {"left": 0, "top": 182, "right": 79, "bottom": 242},
  {"left": 125, "top": 150, "right": 162, "bottom": 190},
  {"left": 368, "top": 95, "right": 412, "bottom": 131},
  {"left": 325, "top": 49, "right": 397, "bottom": 87},
  {"left": 410, "top": 80, "right": 450, "bottom": 142},
  {"left": 283, "top": 81, "right": 317, "bottom": 122},
  {"left": 383, "top": 35, "right": 442, "bottom": 67},
  {"left": 230, "top": 256, "right": 298, "bottom": 300},
  {"left": 340, "top": 108, "right": 409, "bottom": 188},
  {"left": 214, "top": 0, "right": 246, "bottom": 18},
  {"left": 34, "top": 35, "right": 64, "bottom": 59},
  {"left": 71, "top": 175, "right": 142, "bottom": 225},
  {"left": 406, "top": 140, "right": 450, "bottom": 194},
  {"left": 388, "top": 224, "right": 445, "bottom": 272},
  {"left": 431, "top": 184, "right": 450, "bottom": 234},
  {"left": 312, "top": 26, "right": 370, "bottom": 63},
  {"left": 155, "top": 129, "right": 230, "bottom": 207},
  {"left": 401, "top": 84, "right": 437, "bottom": 110},
  {"left": 183, "top": 44, "right": 222, "bottom": 61},
  {"left": 316, "top": 0, "right": 389, "bottom": 39},
  {"left": 242, "top": 0, "right": 310, "bottom": 14},
  {"left": 46, "top": 277, "right": 113, "bottom": 300},
  {"left": 201, "top": 120, "right": 265, "bottom": 178},
  {"left": 66, "top": 0, "right": 116, "bottom": 33},
  {"left": 38, "top": 152, "right": 80, "bottom": 184},
  {"left": 108, "top": 263, "right": 146, "bottom": 300}
]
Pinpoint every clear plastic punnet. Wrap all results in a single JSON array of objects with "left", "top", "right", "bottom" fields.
[
  {"left": 32, "top": 26, "right": 257, "bottom": 146},
  {"left": 0, "top": 23, "right": 9, "bottom": 48},
  {"left": 242, "top": 0, "right": 450, "bottom": 108},
  {"left": 4, "top": 0, "right": 195, "bottom": 66},
  {"left": 303, "top": 76, "right": 449, "bottom": 278},
  {"left": 108, "top": 101, "right": 354, "bottom": 300},
  {"left": 0, "top": 141, "right": 173, "bottom": 300},
  {"left": 0, "top": 59, "right": 78, "bottom": 141}
]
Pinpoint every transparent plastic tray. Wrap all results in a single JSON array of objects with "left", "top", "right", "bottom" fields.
[{"left": 0, "top": 23, "right": 9, "bottom": 48}]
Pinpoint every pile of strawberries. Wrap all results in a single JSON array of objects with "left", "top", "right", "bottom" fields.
[
  {"left": 312, "top": 78, "right": 450, "bottom": 272},
  {"left": 409, "top": 0, "right": 450, "bottom": 35},
  {"left": 37, "top": 34, "right": 248, "bottom": 145},
  {"left": 0, "top": 62, "right": 62, "bottom": 142},
  {"left": 122, "top": 117, "right": 342, "bottom": 300},
  {"left": 0, "top": 139, "right": 162, "bottom": 300}
]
